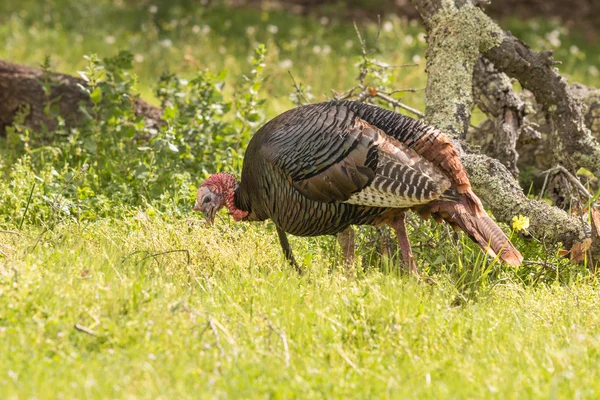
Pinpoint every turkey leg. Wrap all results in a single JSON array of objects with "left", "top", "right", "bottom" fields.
[
  {"left": 276, "top": 227, "right": 303, "bottom": 274},
  {"left": 336, "top": 227, "right": 355, "bottom": 267},
  {"left": 388, "top": 214, "right": 418, "bottom": 275}
]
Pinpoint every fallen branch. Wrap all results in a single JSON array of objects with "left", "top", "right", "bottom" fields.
[
  {"left": 471, "top": 57, "right": 525, "bottom": 176},
  {"left": 410, "top": 0, "right": 594, "bottom": 253},
  {"left": 485, "top": 32, "right": 600, "bottom": 176},
  {"left": 0, "top": 60, "right": 164, "bottom": 137},
  {"left": 539, "top": 165, "right": 593, "bottom": 201}
]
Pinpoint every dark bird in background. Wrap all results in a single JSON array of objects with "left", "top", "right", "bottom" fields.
[{"left": 194, "top": 101, "right": 523, "bottom": 273}]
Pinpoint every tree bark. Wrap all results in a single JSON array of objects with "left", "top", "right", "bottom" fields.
[
  {"left": 410, "top": 0, "right": 592, "bottom": 251},
  {"left": 484, "top": 33, "right": 600, "bottom": 177},
  {"left": 0, "top": 60, "right": 163, "bottom": 138},
  {"left": 471, "top": 57, "right": 524, "bottom": 176}
]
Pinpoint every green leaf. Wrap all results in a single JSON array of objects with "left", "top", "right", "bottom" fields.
[
  {"left": 90, "top": 87, "right": 103, "bottom": 105},
  {"left": 163, "top": 105, "right": 178, "bottom": 122}
]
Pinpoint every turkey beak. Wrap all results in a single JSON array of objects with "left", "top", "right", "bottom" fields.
[
  {"left": 204, "top": 205, "right": 217, "bottom": 226},
  {"left": 193, "top": 201, "right": 217, "bottom": 226}
]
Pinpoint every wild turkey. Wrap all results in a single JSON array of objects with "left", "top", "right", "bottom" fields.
[{"left": 194, "top": 101, "right": 523, "bottom": 272}]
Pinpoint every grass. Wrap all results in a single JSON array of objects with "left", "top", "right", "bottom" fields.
[
  {"left": 2, "top": 1, "right": 598, "bottom": 114},
  {"left": 2, "top": 218, "right": 600, "bottom": 399},
  {"left": 2, "top": 1, "right": 600, "bottom": 398}
]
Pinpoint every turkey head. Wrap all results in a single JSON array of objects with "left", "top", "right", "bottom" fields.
[
  {"left": 194, "top": 186, "right": 224, "bottom": 225},
  {"left": 194, "top": 173, "right": 249, "bottom": 224}
]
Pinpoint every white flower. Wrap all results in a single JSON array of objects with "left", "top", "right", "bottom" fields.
[
  {"left": 134, "top": 54, "right": 144, "bottom": 63},
  {"left": 312, "top": 45, "right": 321, "bottom": 54},
  {"left": 246, "top": 26, "right": 256, "bottom": 35},
  {"left": 418, "top": 32, "right": 426, "bottom": 43},
  {"left": 383, "top": 21, "right": 393, "bottom": 32},
  {"left": 404, "top": 35, "right": 414, "bottom": 45},
  {"left": 201, "top": 25, "right": 211, "bottom": 35},
  {"left": 149, "top": 5, "right": 158, "bottom": 14},
  {"left": 267, "top": 24, "right": 279, "bottom": 34},
  {"left": 322, "top": 45, "right": 331, "bottom": 55},
  {"left": 160, "top": 39, "right": 173, "bottom": 48},
  {"left": 589, "top": 65, "right": 599, "bottom": 77},
  {"left": 105, "top": 35, "right": 116, "bottom": 45},
  {"left": 192, "top": 25, "right": 201, "bottom": 34},
  {"left": 320, "top": 16, "right": 329, "bottom": 26},
  {"left": 279, "top": 59, "right": 293, "bottom": 69},
  {"left": 569, "top": 45, "right": 579, "bottom": 55},
  {"left": 345, "top": 40, "right": 353, "bottom": 48},
  {"left": 412, "top": 54, "right": 421, "bottom": 63},
  {"left": 546, "top": 29, "right": 561, "bottom": 47}
]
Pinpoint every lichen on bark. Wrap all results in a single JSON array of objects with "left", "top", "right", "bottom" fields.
[
  {"left": 411, "top": 0, "right": 594, "bottom": 254},
  {"left": 423, "top": 1, "right": 503, "bottom": 137},
  {"left": 485, "top": 33, "right": 600, "bottom": 177},
  {"left": 470, "top": 58, "right": 524, "bottom": 176},
  {"left": 463, "top": 154, "right": 588, "bottom": 247}
]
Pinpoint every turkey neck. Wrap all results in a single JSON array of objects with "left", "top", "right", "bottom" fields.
[
  {"left": 203, "top": 172, "right": 249, "bottom": 221},
  {"left": 233, "top": 184, "right": 251, "bottom": 217}
]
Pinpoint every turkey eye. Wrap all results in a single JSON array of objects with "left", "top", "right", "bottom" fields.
[{"left": 203, "top": 196, "right": 211, "bottom": 204}]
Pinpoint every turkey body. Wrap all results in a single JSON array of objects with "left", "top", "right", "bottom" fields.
[{"left": 231, "top": 101, "right": 522, "bottom": 268}]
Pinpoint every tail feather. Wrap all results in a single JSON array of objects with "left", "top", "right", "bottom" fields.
[
  {"left": 417, "top": 190, "right": 523, "bottom": 266},
  {"left": 455, "top": 212, "right": 523, "bottom": 266}
]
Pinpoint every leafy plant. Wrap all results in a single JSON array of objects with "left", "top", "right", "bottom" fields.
[{"left": 0, "top": 45, "right": 270, "bottom": 225}]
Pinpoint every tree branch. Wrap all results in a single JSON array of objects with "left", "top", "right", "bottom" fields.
[
  {"left": 410, "top": 0, "right": 593, "bottom": 252},
  {"left": 471, "top": 57, "right": 524, "bottom": 176},
  {"left": 485, "top": 32, "right": 600, "bottom": 176}
]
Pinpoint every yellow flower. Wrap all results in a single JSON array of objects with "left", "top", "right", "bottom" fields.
[{"left": 512, "top": 215, "right": 530, "bottom": 232}]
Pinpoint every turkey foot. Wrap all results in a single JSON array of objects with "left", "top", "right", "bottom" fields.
[
  {"left": 388, "top": 214, "right": 418, "bottom": 275},
  {"left": 277, "top": 227, "right": 303, "bottom": 274},
  {"left": 336, "top": 227, "right": 355, "bottom": 268}
]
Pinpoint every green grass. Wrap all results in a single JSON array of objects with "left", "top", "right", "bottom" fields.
[
  {"left": 2, "top": 219, "right": 600, "bottom": 399},
  {"left": 0, "top": 1, "right": 428, "bottom": 113},
  {"left": 3, "top": 1, "right": 598, "bottom": 114},
  {"left": 2, "top": 2, "right": 600, "bottom": 398}
]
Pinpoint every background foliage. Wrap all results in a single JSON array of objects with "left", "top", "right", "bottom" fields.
[{"left": 1, "top": 1, "right": 599, "bottom": 398}]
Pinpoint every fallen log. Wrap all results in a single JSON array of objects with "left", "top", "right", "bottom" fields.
[{"left": 0, "top": 60, "right": 163, "bottom": 138}]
